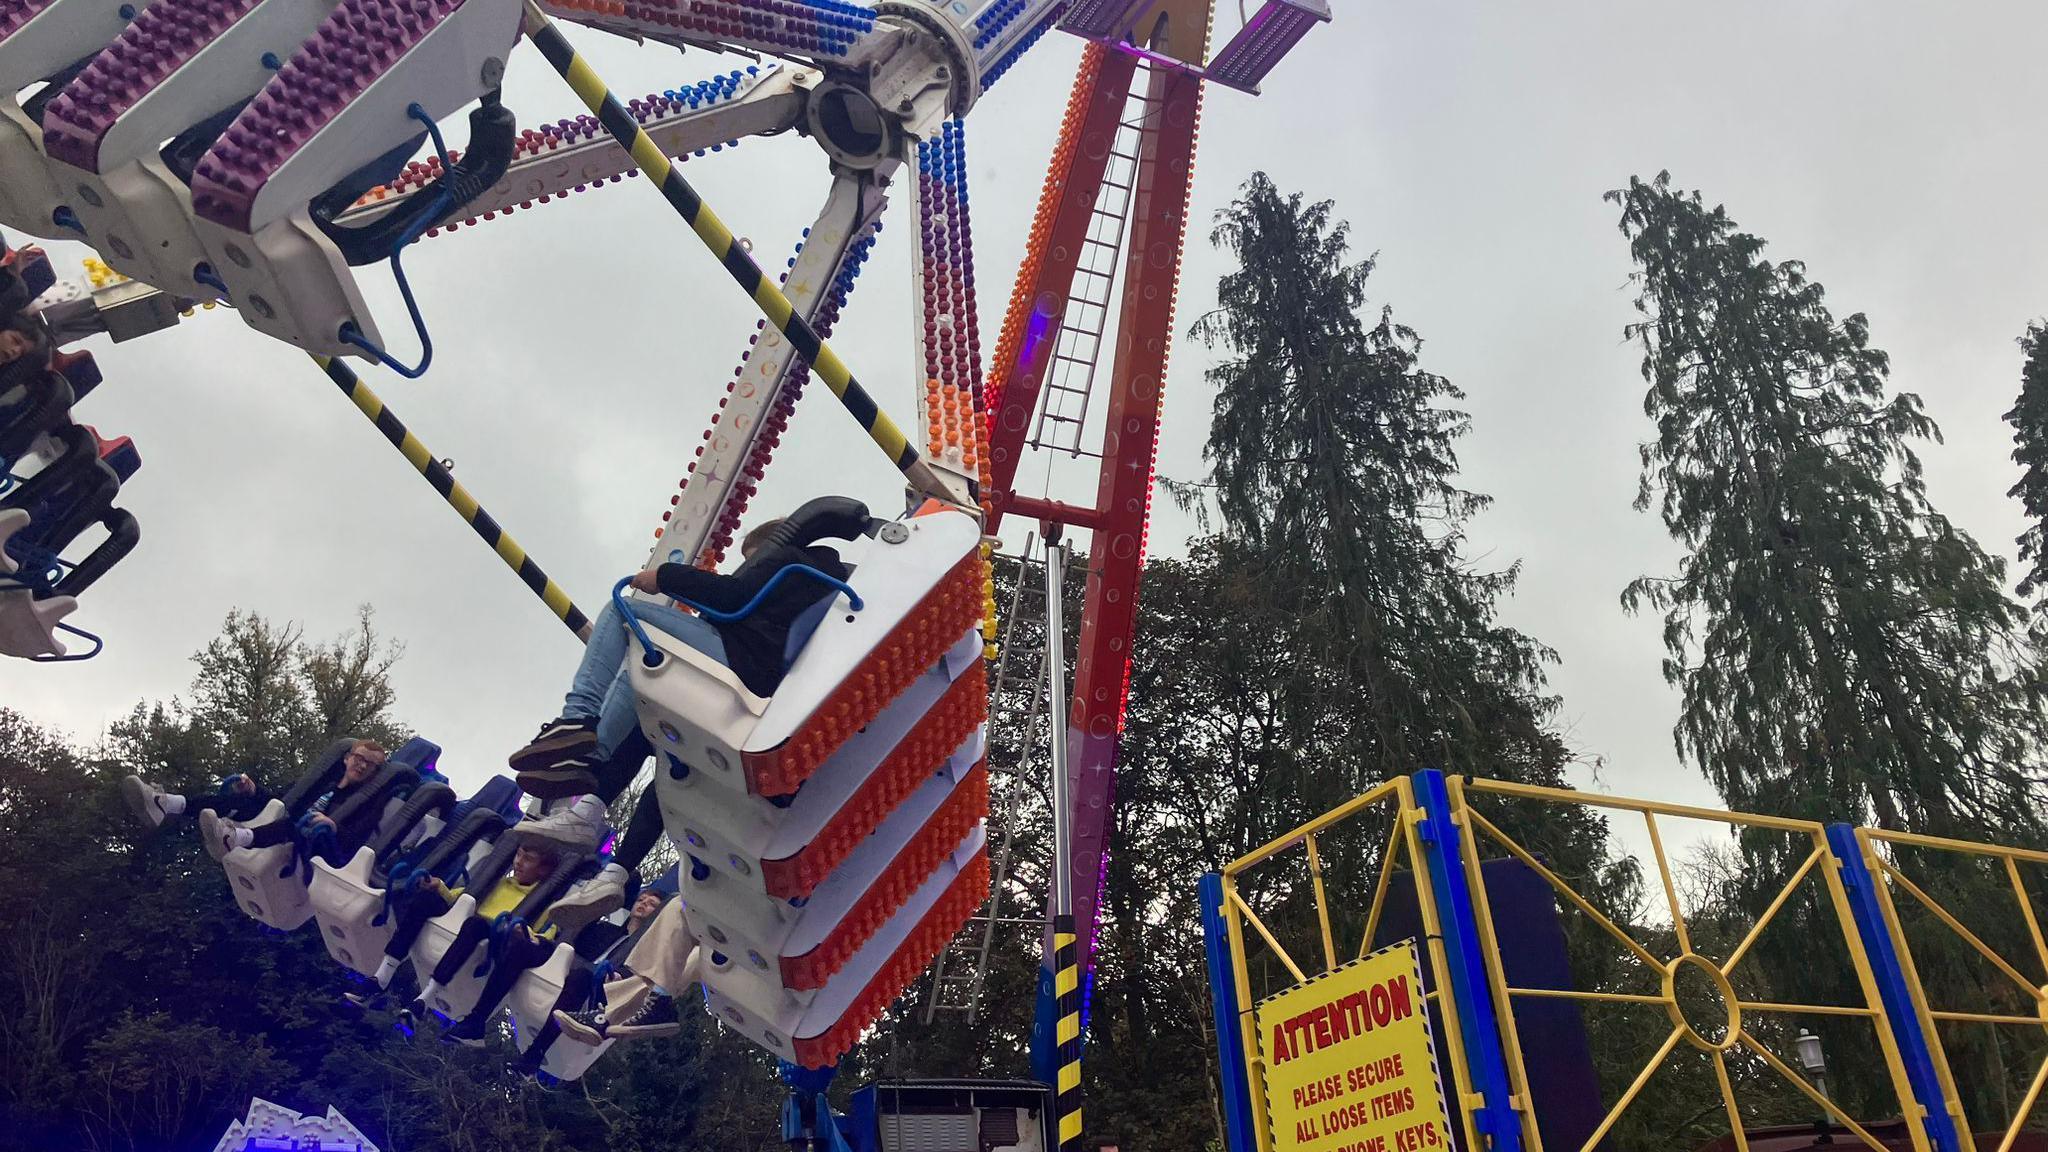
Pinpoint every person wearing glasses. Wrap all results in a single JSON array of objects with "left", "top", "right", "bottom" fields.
[{"left": 120, "top": 738, "right": 391, "bottom": 864}]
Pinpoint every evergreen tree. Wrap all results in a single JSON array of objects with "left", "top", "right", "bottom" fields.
[
  {"left": 2005, "top": 321, "right": 2048, "bottom": 600},
  {"left": 1188, "top": 172, "right": 1573, "bottom": 788},
  {"left": 1612, "top": 172, "right": 2048, "bottom": 842}
]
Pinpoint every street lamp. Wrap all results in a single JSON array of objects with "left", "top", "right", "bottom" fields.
[
  {"left": 1796, "top": 1030, "right": 1829, "bottom": 1098},
  {"left": 1797, "top": 1029, "right": 1833, "bottom": 1144}
]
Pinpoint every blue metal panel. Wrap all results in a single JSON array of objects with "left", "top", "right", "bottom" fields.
[
  {"left": 1201, "top": 871, "right": 1259, "bottom": 1152},
  {"left": 1823, "top": 824, "right": 1964, "bottom": 1152},
  {"left": 1411, "top": 770, "right": 1525, "bottom": 1152}
]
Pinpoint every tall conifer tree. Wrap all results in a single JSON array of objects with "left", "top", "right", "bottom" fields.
[
  {"left": 1612, "top": 173, "right": 2048, "bottom": 841},
  {"left": 1191, "top": 172, "right": 1564, "bottom": 785},
  {"left": 2004, "top": 321, "right": 2048, "bottom": 600}
]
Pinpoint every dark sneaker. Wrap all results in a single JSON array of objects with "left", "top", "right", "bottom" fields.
[
  {"left": 442, "top": 1013, "right": 489, "bottom": 1048},
  {"left": 553, "top": 1005, "right": 611, "bottom": 1047},
  {"left": 509, "top": 719, "right": 598, "bottom": 775},
  {"left": 516, "top": 754, "right": 602, "bottom": 802},
  {"left": 341, "top": 989, "right": 389, "bottom": 1011},
  {"left": 608, "top": 991, "right": 681, "bottom": 1040}
]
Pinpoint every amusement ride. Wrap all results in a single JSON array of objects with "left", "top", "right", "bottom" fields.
[{"left": 0, "top": 0, "right": 1330, "bottom": 1138}]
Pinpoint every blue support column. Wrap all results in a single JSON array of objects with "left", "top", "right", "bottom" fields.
[
  {"left": 1823, "top": 824, "right": 1964, "bottom": 1152},
  {"left": 1202, "top": 872, "right": 1259, "bottom": 1152},
  {"left": 1411, "top": 770, "right": 1525, "bottom": 1152}
]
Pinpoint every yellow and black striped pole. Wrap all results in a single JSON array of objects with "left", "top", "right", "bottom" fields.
[
  {"left": 1053, "top": 913, "right": 1083, "bottom": 1152},
  {"left": 520, "top": 2, "right": 965, "bottom": 507},
  {"left": 312, "top": 354, "right": 593, "bottom": 641}
]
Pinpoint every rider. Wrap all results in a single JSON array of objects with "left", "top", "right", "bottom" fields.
[
  {"left": 553, "top": 889, "right": 694, "bottom": 1045},
  {"left": 512, "top": 886, "right": 671, "bottom": 1073},
  {"left": 201, "top": 740, "right": 390, "bottom": 863},
  {"left": 118, "top": 739, "right": 388, "bottom": 859},
  {"left": 507, "top": 512, "right": 854, "bottom": 801}
]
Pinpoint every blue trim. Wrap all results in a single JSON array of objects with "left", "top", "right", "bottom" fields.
[
  {"left": 676, "top": 563, "right": 863, "bottom": 623},
  {"left": 334, "top": 104, "right": 450, "bottom": 379},
  {"left": 1411, "top": 769, "right": 1524, "bottom": 1152},
  {"left": 612, "top": 565, "right": 862, "bottom": 666},
  {"left": 1201, "top": 872, "right": 1259, "bottom": 1152},
  {"left": 611, "top": 577, "right": 664, "bottom": 667},
  {"left": 1824, "top": 824, "right": 1964, "bottom": 1152}
]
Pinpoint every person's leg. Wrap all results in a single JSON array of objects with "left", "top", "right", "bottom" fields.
[
  {"left": 615, "top": 784, "right": 664, "bottom": 873},
  {"left": 375, "top": 888, "right": 457, "bottom": 982},
  {"left": 561, "top": 594, "right": 725, "bottom": 724},
  {"left": 519, "top": 964, "right": 596, "bottom": 1069},
  {"left": 428, "top": 916, "right": 494, "bottom": 987},
  {"left": 192, "top": 789, "right": 273, "bottom": 822},
  {"left": 447, "top": 931, "right": 554, "bottom": 1041}
]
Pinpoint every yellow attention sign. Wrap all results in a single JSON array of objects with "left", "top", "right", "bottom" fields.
[{"left": 1255, "top": 940, "right": 1453, "bottom": 1152}]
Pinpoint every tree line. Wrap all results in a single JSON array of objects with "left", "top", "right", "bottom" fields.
[{"left": 4, "top": 169, "right": 2048, "bottom": 1149}]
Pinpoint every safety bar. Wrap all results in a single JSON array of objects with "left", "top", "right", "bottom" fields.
[{"left": 610, "top": 566, "right": 862, "bottom": 667}]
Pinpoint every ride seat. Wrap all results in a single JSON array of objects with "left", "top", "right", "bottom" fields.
[
  {"left": 311, "top": 774, "right": 485, "bottom": 975},
  {"left": 696, "top": 820, "right": 989, "bottom": 1069},
  {"left": 628, "top": 505, "right": 985, "bottom": 802},
  {"left": 223, "top": 756, "right": 420, "bottom": 930},
  {"left": 409, "top": 852, "right": 602, "bottom": 1023},
  {"left": 507, "top": 945, "right": 614, "bottom": 1082}
]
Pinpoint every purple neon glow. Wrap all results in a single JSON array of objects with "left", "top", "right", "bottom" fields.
[{"left": 1019, "top": 302, "right": 1056, "bottom": 370}]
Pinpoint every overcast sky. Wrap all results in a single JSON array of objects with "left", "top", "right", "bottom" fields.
[{"left": 6, "top": 1, "right": 2047, "bottom": 850}]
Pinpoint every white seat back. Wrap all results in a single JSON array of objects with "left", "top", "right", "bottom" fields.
[
  {"left": 221, "top": 798, "right": 314, "bottom": 929},
  {"left": 507, "top": 944, "right": 612, "bottom": 1081}
]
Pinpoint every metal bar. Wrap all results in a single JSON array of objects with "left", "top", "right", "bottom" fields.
[
  {"left": 1043, "top": 535, "right": 1083, "bottom": 1152},
  {"left": 1305, "top": 832, "right": 1337, "bottom": 973},
  {"left": 1046, "top": 537, "right": 1074, "bottom": 920},
  {"left": 312, "top": 356, "right": 591, "bottom": 641},
  {"left": 1577, "top": 1026, "right": 1684, "bottom": 1152},
  {"left": 1644, "top": 811, "right": 1692, "bottom": 957},
  {"left": 2004, "top": 855, "right": 2048, "bottom": 982},
  {"left": 1735, "top": 1000, "right": 1877, "bottom": 1018},
  {"left": 1877, "top": 856, "right": 2042, "bottom": 1000},
  {"left": 1996, "top": 1058, "right": 2048, "bottom": 1152},
  {"left": 1824, "top": 824, "right": 1968, "bottom": 1152},
  {"left": 1740, "top": 1030, "right": 1896, "bottom": 1152},
  {"left": 652, "top": 171, "right": 889, "bottom": 569},
  {"left": 1412, "top": 770, "right": 1526, "bottom": 1152},
  {"left": 1444, "top": 776, "right": 1544, "bottom": 1152},
  {"left": 1861, "top": 825, "right": 2048, "bottom": 865},
  {"left": 1228, "top": 888, "right": 1307, "bottom": 985},
  {"left": 1202, "top": 873, "right": 1260, "bottom": 1152},
  {"left": 1923, "top": 1009, "right": 2045, "bottom": 1026},
  {"left": 521, "top": 2, "right": 967, "bottom": 509},
  {"left": 1710, "top": 1050, "right": 1751, "bottom": 1152},
  {"left": 1720, "top": 845, "right": 1824, "bottom": 976},
  {"left": 1503, "top": 987, "right": 1668, "bottom": 1007},
  {"left": 1461, "top": 805, "right": 1664, "bottom": 970},
  {"left": 1462, "top": 777, "right": 1831, "bottom": 834},
  {"left": 1221, "top": 873, "right": 1273, "bottom": 1152},
  {"left": 1357, "top": 812, "right": 1405, "bottom": 960},
  {"left": 1000, "top": 493, "right": 1109, "bottom": 531},
  {"left": 1225, "top": 779, "right": 1406, "bottom": 875}
]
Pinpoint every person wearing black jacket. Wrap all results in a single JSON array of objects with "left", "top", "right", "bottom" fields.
[
  {"left": 200, "top": 739, "right": 388, "bottom": 863},
  {"left": 509, "top": 510, "right": 855, "bottom": 800}
]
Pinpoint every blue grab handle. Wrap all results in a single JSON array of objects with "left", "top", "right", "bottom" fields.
[{"left": 611, "top": 566, "right": 862, "bottom": 666}]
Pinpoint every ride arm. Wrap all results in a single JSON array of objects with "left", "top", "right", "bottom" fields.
[
  {"left": 535, "top": 0, "right": 878, "bottom": 66},
  {"left": 329, "top": 65, "right": 808, "bottom": 237}
]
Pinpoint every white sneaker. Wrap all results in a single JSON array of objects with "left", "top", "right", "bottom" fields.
[
  {"left": 512, "top": 798, "right": 604, "bottom": 854},
  {"left": 120, "top": 775, "right": 174, "bottom": 829},
  {"left": 547, "top": 863, "right": 629, "bottom": 938},
  {"left": 199, "top": 810, "right": 237, "bottom": 861}
]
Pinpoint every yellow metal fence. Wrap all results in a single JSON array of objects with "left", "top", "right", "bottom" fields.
[{"left": 1202, "top": 770, "right": 2016, "bottom": 1152}]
